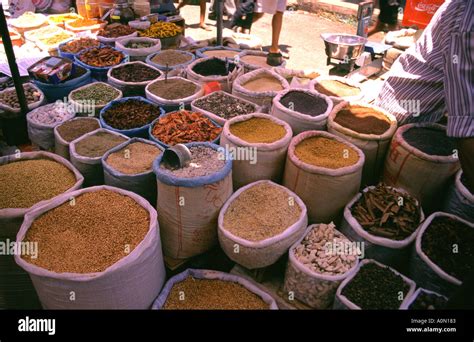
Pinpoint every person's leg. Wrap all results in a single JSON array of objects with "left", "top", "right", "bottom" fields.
[
  {"left": 270, "top": 10, "right": 283, "bottom": 53},
  {"left": 177, "top": 0, "right": 189, "bottom": 11},
  {"left": 368, "top": 0, "right": 400, "bottom": 36},
  {"left": 199, "top": 0, "right": 211, "bottom": 30}
]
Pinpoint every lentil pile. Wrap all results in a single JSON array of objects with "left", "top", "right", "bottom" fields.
[
  {"left": 295, "top": 136, "right": 359, "bottom": 169},
  {"left": 110, "top": 63, "right": 161, "bottom": 82},
  {"left": 21, "top": 190, "right": 150, "bottom": 273},
  {"left": 161, "top": 146, "right": 225, "bottom": 178},
  {"left": 314, "top": 80, "right": 361, "bottom": 98},
  {"left": 74, "top": 131, "right": 127, "bottom": 158},
  {"left": 106, "top": 142, "right": 162, "bottom": 175},
  {"left": 280, "top": 90, "right": 328, "bottom": 117},
  {"left": 163, "top": 277, "right": 269, "bottom": 310},
  {"left": 409, "top": 291, "right": 447, "bottom": 310},
  {"left": 102, "top": 99, "right": 161, "bottom": 130},
  {"left": 229, "top": 117, "right": 286, "bottom": 144},
  {"left": 78, "top": 47, "right": 124, "bottom": 67},
  {"left": 193, "top": 92, "right": 256, "bottom": 120},
  {"left": 148, "top": 78, "right": 198, "bottom": 100},
  {"left": 98, "top": 23, "right": 135, "bottom": 38},
  {"left": 56, "top": 118, "right": 100, "bottom": 142},
  {"left": 192, "top": 58, "right": 236, "bottom": 76},
  {"left": 341, "top": 263, "right": 410, "bottom": 309},
  {"left": 242, "top": 76, "right": 284, "bottom": 92},
  {"left": 203, "top": 49, "right": 239, "bottom": 59},
  {"left": 293, "top": 223, "right": 358, "bottom": 275},
  {"left": 70, "top": 83, "right": 120, "bottom": 106},
  {"left": 334, "top": 104, "right": 391, "bottom": 135},
  {"left": 403, "top": 127, "right": 456, "bottom": 156},
  {"left": 151, "top": 110, "right": 221, "bottom": 145},
  {"left": 150, "top": 50, "right": 193, "bottom": 66},
  {"left": 0, "top": 159, "right": 76, "bottom": 209},
  {"left": 0, "top": 84, "right": 41, "bottom": 109},
  {"left": 241, "top": 54, "right": 271, "bottom": 68},
  {"left": 139, "top": 21, "right": 182, "bottom": 38},
  {"left": 60, "top": 38, "right": 101, "bottom": 54},
  {"left": 223, "top": 183, "right": 302, "bottom": 241},
  {"left": 421, "top": 216, "right": 474, "bottom": 281},
  {"left": 351, "top": 184, "right": 421, "bottom": 240},
  {"left": 28, "top": 102, "right": 73, "bottom": 125}
]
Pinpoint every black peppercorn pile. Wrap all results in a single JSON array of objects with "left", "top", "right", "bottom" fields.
[
  {"left": 102, "top": 99, "right": 161, "bottom": 130},
  {"left": 341, "top": 263, "right": 410, "bottom": 309},
  {"left": 110, "top": 63, "right": 161, "bottom": 83},
  {"left": 192, "top": 58, "right": 236, "bottom": 76}
]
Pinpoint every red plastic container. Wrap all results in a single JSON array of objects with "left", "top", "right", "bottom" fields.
[{"left": 402, "top": 0, "right": 445, "bottom": 29}]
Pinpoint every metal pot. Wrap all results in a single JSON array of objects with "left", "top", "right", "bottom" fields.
[{"left": 321, "top": 33, "right": 367, "bottom": 61}]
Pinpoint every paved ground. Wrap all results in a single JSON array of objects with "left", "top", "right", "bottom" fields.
[{"left": 180, "top": 5, "right": 384, "bottom": 73}]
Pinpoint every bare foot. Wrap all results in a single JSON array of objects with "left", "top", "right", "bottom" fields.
[{"left": 199, "top": 24, "right": 212, "bottom": 31}]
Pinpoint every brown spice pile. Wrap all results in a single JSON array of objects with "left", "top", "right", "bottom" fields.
[
  {"left": 295, "top": 136, "right": 359, "bottom": 169},
  {"left": 151, "top": 50, "right": 193, "bottom": 66},
  {"left": 22, "top": 190, "right": 150, "bottom": 273},
  {"left": 74, "top": 131, "right": 127, "bottom": 158},
  {"left": 314, "top": 80, "right": 361, "bottom": 98},
  {"left": 78, "top": 47, "right": 124, "bottom": 67},
  {"left": 60, "top": 38, "right": 100, "bottom": 54},
  {"left": 98, "top": 23, "right": 135, "bottom": 38},
  {"left": 242, "top": 76, "right": 284, "bottom": 92},
  {"left": 56, "top": 118, "right": 100, "bottom": 142},
  {"left": 223, "top": 183, "right": 302, "bottom": 241},
  {"left": 151, "top": 110, "right": 221, "bottom": 146},
  {"left": 229, "top": 117, "right": 286, "bottom": 143},
  {"left": 334, "top": 104, "right": 391, "bottom": 135},
  {"left": 106, "top": 142, "right": 162, "bottom": 175},
  {"left": 241, "top": 54, "right": 271, "bottom": 68},
  {"left": 163, "top": 277, "right": 269, "bottom": 310},
  {"left": 148, "top": 78, "right": 198, "bottom": 100},
  {"left": 0, "top": 159, "right": 76, "bottom": 209}
]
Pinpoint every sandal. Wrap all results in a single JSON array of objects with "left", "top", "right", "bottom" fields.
[{"left": 267, "top": 52, "right": 284, "bottom": 66}]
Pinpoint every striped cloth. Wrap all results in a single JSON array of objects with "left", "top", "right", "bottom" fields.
[{"left": 375, "top": 0, "right": 473, "bottom": 138}]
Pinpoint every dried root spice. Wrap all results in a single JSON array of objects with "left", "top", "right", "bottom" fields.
[
  {"left": 314, "top": 80, "right": 361, "bottom": 98},
  {"left": 21, "top": 190, "right": 150, "bottom": 273},
  {"left": 163, "top": 277, "right": 269, "bottom": 310},
  {"left": 229, "top": 117, "right": 286, "bottom": 143},
  {"left": 56, "top": 118, "right": 100, "bottom": 143},
  {"left": 102, "top": 99, "right": 162, "bottom": 130},
  {"left": 106, "top": 142, "right": 162, "bottom": 175},
  {"left": 351, "top": 184, "right": 421, "bottom": 240},
  {"left": 151, "top": 110, "right": 221, "bottom": 146},
  {"left": 75, "top": 131, "right": 127, "bottom": 158},
  {"left": 98, "top": 23, "right": 135, "bottom": 38},
  {"left": 295, "top": 136, "right": 359, "bottom": 169},
  {"left": 0, "top": 159, "right": 76, "bottom": 209},
  {"left": 341, "top": 263, "right": 409, "bottom": 309},
  {"left": 193, "top": 92, "right": 256, "bottom": 120},
  {"left": 223, "top": 183, "right": 302, "bottom": 241},
  {"left": 78, "top": 47, "right": 124, "bottom": 67},
  {"left": 59, "top": 38, "right": 100, "bottom": 54},
  {"left": 334, "top": 104, "right": 391, "bottom": 135},
  {"left": 422, "top": 216, "right": 474, "bottom": 281}
]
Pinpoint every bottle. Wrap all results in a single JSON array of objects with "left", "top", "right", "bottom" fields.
[{"left": 110, "top": 0, "right": 135, "bottom": 24}]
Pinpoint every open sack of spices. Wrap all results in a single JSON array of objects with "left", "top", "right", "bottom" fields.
[
  {"left": 196, "top": 46, "right": 241, "bottom": 60},
  {"left": 341, "top": 183, "right": 424, "bottom": 270},
  {"left": 102, "top": 138, "right": 163, "bottom": 205},
  {"left": 54, "top": 117, "right": 101, "bottom": 160},
  {"left": 0, "top": 151, "right": 83, "bottom": 309},
  {"left": 146, "top": 50, "right": 195, "bottom": 72},
  {"left": 68, "top": 82, "right": 122, "bottom": 117},
  {"left": 149, "top": 110, "right": 221, "bottom": 148},
  {"left": 218, "top": 180, "right": 308, "bottom": 269},
  {"left": 328, "top": 101, "right": 397, "bottom": 186},
  {"left": 186, "top": 57, "right": 241, "bottom": 93},
  {"left": 271, "top": 88, "right": 333, "bottom": 134},
  {"left": 145, "top": 77, "right": 204, "bottom": 111},
  {"left": 383, "top": 123, "right": 460, "bottom": 213},
  {"left": 310, "top": 76, "right": 364, "bottom": 104},
  {"left": 334, "top": 259, "right": 416, "bottom": 310},
  {"left": 283, "top": 223, "right": 359, "bottom": 309},
  {"left": 283, "top": 131, "right": 365, "bottom": 224},
  {"left": 237, "top": 50, "right": 286, "bottom": 72},
  {"left": 153, "top": 142, "right": 233, "bottom": 259},
  {"left": 107, "top": 61, "right": 162, "bottom": 97},
  {"left": 14, "top": 186, "right": 166, "bottom": 309},
  {"left": 0, "top": 83, "right": 45, "bottom": 119},
  {"left": 58, "top": 37, "right": 101, "bottom": 61},
  {"left": 97, "top": 23, "right": 137, "bottom": 46},
  {"left": 400, "top": 288, "right": 448, "bottom": 310},
  {"left": 153, "top": 269, "right": 277, "bottom": 310},
  {"left": 75, "top": 46, "right": 129, "bottom": 82},
  {"left": 115, "top": 37, "right": 161, "bottom": 62},
  {"left": 272, "top": 67, "right": 321, "bottom": 89},
  {"left": 442, "top": 169, "right": 474, "bottom": 222},
  {"left": 409, "top": 212, "right": 474, "bottom": 297},
  {"left": 69, "top": 128, "right": 129, "bottom": 186},
  {"left": 220, "top": 113, "right": 292, "bottom": 189}
]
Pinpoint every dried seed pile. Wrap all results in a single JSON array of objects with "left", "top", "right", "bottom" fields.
[
  {"left": 0, "top": 84, "right": 41, "bottom": 109},
  {"left": 203, "top": 49, "right": 239, "bottom": 59},
  {"left": 403, "top": 127, "right": 456, "bottom": 156},
  {"left": 280, "top": 90, "right": 328, "bottom": 117},
  {"left": 163, "top": 277, "right": 269, "bottom": 310},
  {"left": 74, "top": 131, "right": 127, "bottom": 158},
  {"left": 314, "top": 80, "right": 361, "bottom": 98},
  {"left": 192, "top": 58, "right": 236, "bottom": 76},
  {"left": 56, "top": 118, "right": 100, "bottom": 142},
  {"left": 229, "top": 117, "right": 286, "bottom": 143},
  {"left": 341, "top": 263, "right": 410, "bottom": 309},
  {"left": 151, "top": 110, "right": 221, "bottom": 146},
  {"left": 334, "top": 104, "right": 391, "bottom": 135},
  {"left": 409, "top": 291, "right": 447, "bottom": 310},
  {"left": 193, "top": 92, "right": 256, "bottom": 120},
  {"left": 242, "top": 76, "right": 284, "bottom": 92},
  {"left": 106, "top": 142, "right": 162, "bottom": 175},
  {"left": 295, "top": 136, "right": 359, "bottom": 169},
  {"left": 28, "top": 102, "right": 73, "bottom": 125},
  {"left": 421, "top": 216, "right": 474, "bottom": 281},
  {"left": 70, "top": 83, "right": 120, "bottom": 106},
  {"left": 102, "top": 99, "right": 161, "bottom": 130},
  {"left": 150, "top": 50, "right": 193, "bottom": 66},
  {"left": 293, "top": 223, "right": 358, "bottom": 275},
  {"left": 241, "top": 54, "right": 271, "bottom": 68},
  {"left": 0, "top": 159, "right": 76, "bottom": 209},
  {"left": 78, "top": 47, "right": 124, "bottom": 67},
  {"left": 60, "top": 38, "right": 100, "bottom": 54},
  {"left": 223, "top": 183, "right": 302, "bottom": 241},
  {"left": 160, "top": 146, "right": 225, "bottom": 178},
  {"left": 351, "top": 184, "right": 421, "bottom": 240},
  {"left": 98, "top": 23, "right": 135, "bottom": 38},
  {"left": 148, "top": 78, "right": 198, "bottom": 100},
  {"left": 110, "top": 63, "right": 161, "bottom": 82},
  {"left": 22, "top": 190, "right": 150, "bottom": 273}
]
